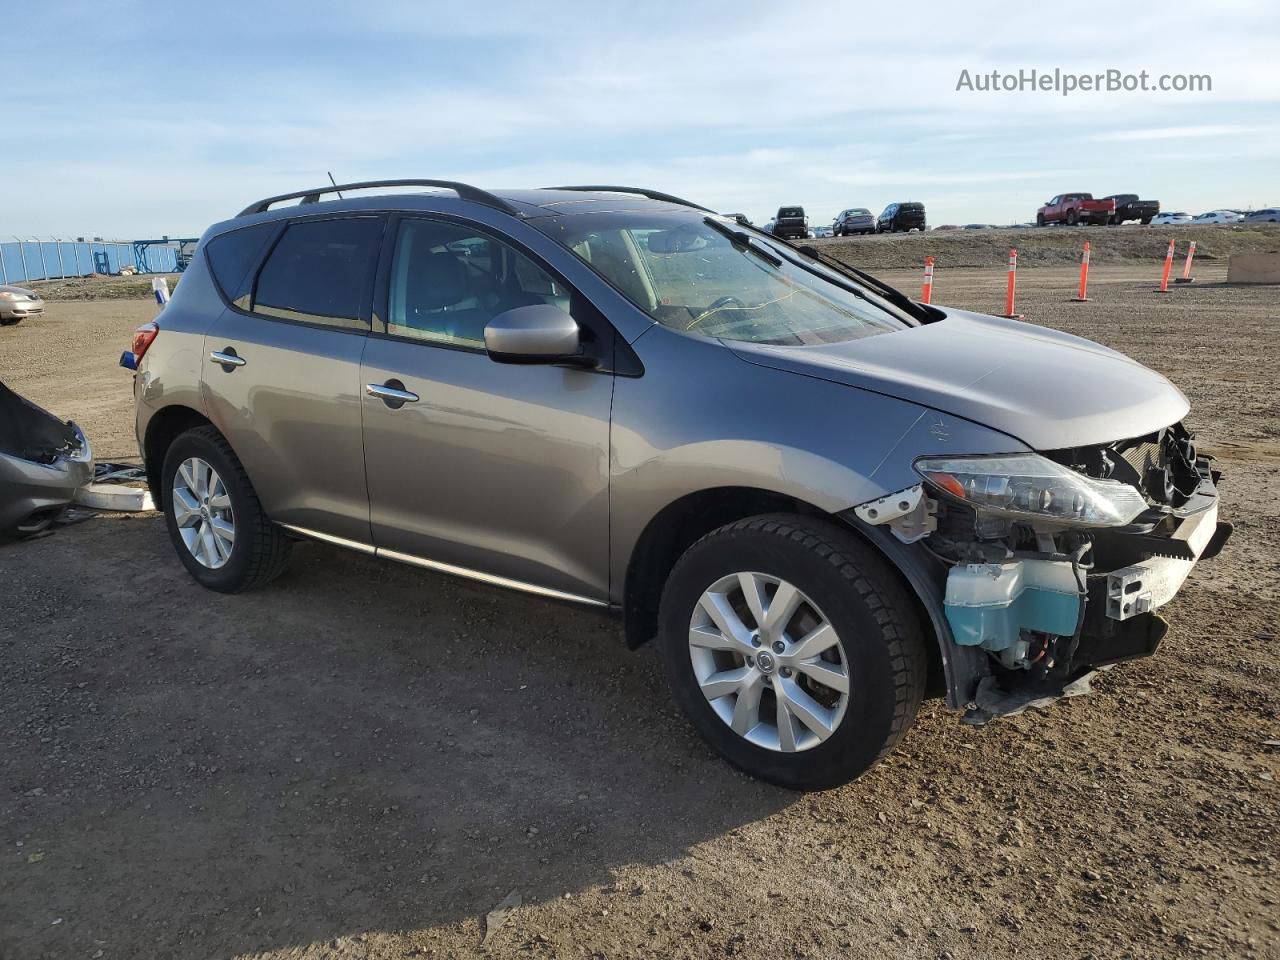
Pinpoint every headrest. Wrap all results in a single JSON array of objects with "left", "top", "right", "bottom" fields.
[{"left": 408, "top": 252, "right": 468, "bottom": 311}]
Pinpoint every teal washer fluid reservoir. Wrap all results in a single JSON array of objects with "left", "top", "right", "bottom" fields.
[{"left": 943, "top": 560, "right": 1082, "bottom": 651}]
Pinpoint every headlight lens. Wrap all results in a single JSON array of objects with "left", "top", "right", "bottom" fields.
[{"left": 915, "top": 453, "right": 1149, "bottom": 527}]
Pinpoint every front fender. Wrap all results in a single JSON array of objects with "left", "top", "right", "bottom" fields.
[{"left": 609, "top": 324, "right": 1024, "bottom": 601}]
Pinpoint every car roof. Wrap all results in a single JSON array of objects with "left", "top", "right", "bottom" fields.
[{"left": 207, "top": 187, "right": 700, "bottom": 239}]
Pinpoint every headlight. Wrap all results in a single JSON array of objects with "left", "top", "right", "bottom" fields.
[{"left": 915, "top": 453, "right": 1149, "bottom": 527}]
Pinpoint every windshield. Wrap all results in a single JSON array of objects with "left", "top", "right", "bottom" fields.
[{"left": 533, "top": 210, "right": 912, "bottom": 346}]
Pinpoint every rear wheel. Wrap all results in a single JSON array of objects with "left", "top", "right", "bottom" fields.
[
  {"left": 658, "top": 515, "right": 927, "bottom": 790},
  {"left": 161, "top": 425, "right": 292, "bottom": 592},
  {"left": 1066, "top": 209, "right": 1078, "bottom": 226}
]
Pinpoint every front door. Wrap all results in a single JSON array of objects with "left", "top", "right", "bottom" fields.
[{"left": 360, "top": 217, "right": 613, "bottom": 601}]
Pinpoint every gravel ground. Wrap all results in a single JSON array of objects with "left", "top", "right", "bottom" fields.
[
  {"left": 1, "top": 265, "right": 1277, "bottom": 960},
  {"left": 811, "top": 223, "right": 1280, "bottom": 269}
]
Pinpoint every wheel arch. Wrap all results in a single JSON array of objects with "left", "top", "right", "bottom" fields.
[
  {"left": 621, "top": 487, "right": 954, "bottom": 702},
  {"left": 142, "top": 404, "right": 215, "bottom": 495}
]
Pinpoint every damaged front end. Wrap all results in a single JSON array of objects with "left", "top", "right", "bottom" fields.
[
  {"left": 851, "top": 422, "right": 1231, "bottom": 723},
  {"left": 0, "top": 379, "right": 94, "bottom": 538}
]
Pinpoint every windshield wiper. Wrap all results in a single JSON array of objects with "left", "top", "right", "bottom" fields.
[
  {"left": 795, "top": 244, "right": 929, "bottom": 321},
  {"left": 702, "top": 217, "right": 782, "bottom": 267}
]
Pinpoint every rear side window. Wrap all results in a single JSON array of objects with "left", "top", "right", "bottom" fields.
[
  {"left": 205, "top": 223, "right": 276, "bottom": 307},
  {"left": 252, "top": 217, "right": 383, "bottom": 330}
]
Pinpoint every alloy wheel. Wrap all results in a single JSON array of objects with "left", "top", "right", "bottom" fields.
[
  {"left": 688, "top": 572, "right": 850, "bottom": 752},
  {"left": 172, "top": 457, "right": 235, "bottom": 569}
]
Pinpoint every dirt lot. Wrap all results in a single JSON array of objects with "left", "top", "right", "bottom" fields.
[
  {"left": 813, "top": 223, "right": 1280, "bottom": 270},
  {"left": 1, "top": 264, "right": 1278, "bottom": 960}
]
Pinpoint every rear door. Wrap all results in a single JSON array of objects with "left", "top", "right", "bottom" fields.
[
  {"left": 359, "top": 215, "right": 614, "bottom": 601},
  {"left": 201, "top": 214, "right": 384, "bottom": 545}
]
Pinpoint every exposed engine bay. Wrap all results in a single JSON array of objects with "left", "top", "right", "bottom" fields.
[{"left": 853, "top": 422, "right": 1233, "bottom": 721}]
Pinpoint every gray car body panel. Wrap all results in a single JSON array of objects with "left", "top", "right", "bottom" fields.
[
  {"left": 0, "top": 432, "right": 93, "bottom": 534},
  {"left": 608, "top": 323, "right": 1029, "bottom": 603},
  {"left": 728, "top": 307, "right": 1190, "bottom": 449}
]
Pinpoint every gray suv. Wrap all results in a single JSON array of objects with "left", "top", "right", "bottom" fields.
[{"left": 128, "top": 180, "right": 1231, "bottom": 789}]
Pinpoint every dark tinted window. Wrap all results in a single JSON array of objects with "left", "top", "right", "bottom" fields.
[
  {"left": 900, "top": 203, "right": 924, "bottom": 212},
  {"left": 252, "top": 217, "right": 382, "bottom": 329},
  {"left": 778, "top": 207, "right": 804, "bottom": 218},
  {"left": 205, "top": 223, "right": 276, "bottom": 306}
]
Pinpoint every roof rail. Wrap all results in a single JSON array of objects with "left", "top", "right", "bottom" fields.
[
  {"left": 237, "top": 179, "right": 521, "bottom": 218},
  {"left": 544, "top": 185, "right": 717, "bottom": 214}
]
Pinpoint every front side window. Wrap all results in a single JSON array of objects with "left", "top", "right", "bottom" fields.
[
  {"left": 534, "top": 211, "right": 912, "bottom": 347},
  {"left": 386, "top": 219, "right": 570, "bottom": 348},
  {"left": 252, "top": 217, "right": 383, "bottom": 329}
]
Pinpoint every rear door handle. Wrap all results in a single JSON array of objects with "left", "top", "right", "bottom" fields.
[
  {"left": 366, "top": 380, "right": 419, "bottom": 408},
  {"left": 210, "top": 349, "right": 246, "bottom": 368}
]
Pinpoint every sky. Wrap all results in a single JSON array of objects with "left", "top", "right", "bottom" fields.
[{"left": 3, "top": 0, "right": 1278, "bottom": 238}]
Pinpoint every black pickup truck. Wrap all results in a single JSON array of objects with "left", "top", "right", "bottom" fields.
[{"left": 1104, "top": 194, "right": 1160, "bottom": 225}]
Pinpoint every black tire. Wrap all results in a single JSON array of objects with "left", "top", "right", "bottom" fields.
[
  {"left": 1066, "top": 209, "right": 1078, "bottom": 226},
  {"left": 0, "top": 317, "right": 20, "bottom": 326},
  {"left": 1141, "top": 217, "right": 1152, "bottom": 225},
  {"left": 160, "top": 425, "right": 292, "bottom": 592},
  {"left": 657, "top": 514, "right": 927, "bottom": 790},
  {"left": 1036, "top": 214, "right": 1045, "bottom": 227}
]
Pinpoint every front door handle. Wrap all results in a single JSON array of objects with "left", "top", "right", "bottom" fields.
[
  {"left": 210, "top": 349, "right": 246, "bottom": 369},
  {"left": 366, "top": 380, "right": 419, "bottom": 408}
]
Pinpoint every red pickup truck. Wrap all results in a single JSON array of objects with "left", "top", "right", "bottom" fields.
[{"left": 1036, "top": 193, "right": 1115, "bottom": 226}]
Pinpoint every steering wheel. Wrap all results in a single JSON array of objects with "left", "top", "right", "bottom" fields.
[
  {"left": 688, "top": 295, "right": 749, "bottom": 330},
  {"left": 707, "top": 295, "right": 746, "bottom": 313}
]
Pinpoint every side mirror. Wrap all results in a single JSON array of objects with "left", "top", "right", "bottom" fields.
[{"left": 484, "top": 304, "right": 589, "bottom": 366}]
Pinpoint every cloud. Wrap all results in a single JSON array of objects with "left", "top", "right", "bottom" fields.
[
  {"left": 1086, "top": 124, "right": 1266, "bottom": 141},
  {"left": 4, "top": 0, "right": 1279, "bottom": 232}
]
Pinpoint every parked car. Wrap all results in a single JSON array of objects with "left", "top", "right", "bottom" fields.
[
  {"left": 1191, "top": 210, "right": 1244, "bottom": 225},
  {"left": 128, "top": 179, "right": 1232, "bottom": 789},
  {"left": 812, "top": 224, "right": 833, "bottom": 239},
  {"left": 0, "top": 284, "right": 45, "bottom": 325},
  {"left": 1243, "top": 208, "right": 1280, "bottom": 223},
  {"left": 876, "top": 202, "right": 926, "bottom": 233},
  {"left": 1036, "top": 193, "right": 1115, "bottom": 227},
  {"left": 770, "top": 206, "right": 809, "bottom": 240},
  {"left": 963, "top": 223, "right": 993, "bottom": 230},
  {"left": 1151, "top": 212, "right": 1193, "bottom": 225},
  {"left": 0, "top": 380, "right": 93, "bottom": 538},
  {"left": 1103, "top": 194, "right": 1160, "bottom": 225},
  {"left": 833, "top": 208, "right": 876, "bottom": 236}
]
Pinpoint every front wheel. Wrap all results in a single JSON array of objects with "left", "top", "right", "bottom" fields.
[
  {"left": 161, "top": 425, "right": 292, "bottom": 592},
  {"left": 658, "top": 515, "right": 927, "bottom": 790}
]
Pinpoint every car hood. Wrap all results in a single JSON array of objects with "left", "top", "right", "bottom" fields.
[{"left": 727, "top": 307, "right": 1190, "bottom": 449}]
